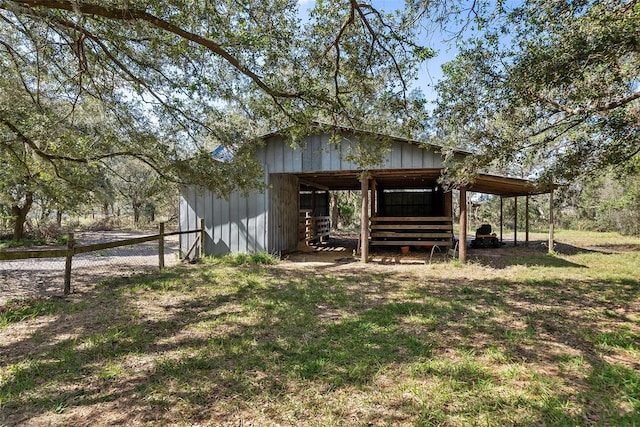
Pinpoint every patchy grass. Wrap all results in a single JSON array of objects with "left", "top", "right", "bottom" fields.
[{"left": 1, "top": 232, "right": 639, "bottom": 426}]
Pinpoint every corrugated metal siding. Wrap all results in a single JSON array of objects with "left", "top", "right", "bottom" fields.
[
  {"left": 179, "top": 181, "right": 270, "bottom": 257},
  {"left": 264, "top": 134, "right": 442, "bottom": 173}
]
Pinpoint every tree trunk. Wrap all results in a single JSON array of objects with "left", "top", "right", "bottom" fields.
[
  {"left": 330, "top": 192, "right": 339, "bottom": 231},
  {"left": 56, "top": 210, "right": 63, "bottom": 227},
  {"left": 133, "top": 205, "right": 140, "bottom": 224},
  {"left": 11, "top": 192, "right": 33, "bottom": 240}
]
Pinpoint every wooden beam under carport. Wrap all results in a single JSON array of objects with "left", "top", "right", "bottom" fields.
[
  {"left": 459, "top": 187, "right": 467, "bottom": 263},
  {"left": 360, "top": 172, "right": 370, "bottom": 263}
]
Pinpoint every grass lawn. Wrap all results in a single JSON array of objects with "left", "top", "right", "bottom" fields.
[{"left": 1, "top": 231, "right": 639, "bottom": 426}]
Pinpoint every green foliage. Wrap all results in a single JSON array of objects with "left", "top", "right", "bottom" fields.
[
  {"left": 435, "top": 0, "right": 640, "bottom": 186},
  {"left": 0, "top": 0, "right": 441, "bottom": 238},
  {"left": 0, "top": 298, "right": 84, "bottom": 328},
  {"left": 206, "top": 252, "right": 280, "bottom": 266},
  {"left": 557, "top": 161, "right": 640, "bottom": 236}
]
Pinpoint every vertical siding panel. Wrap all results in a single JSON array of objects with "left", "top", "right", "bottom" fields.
[
  {"left": 401, "top": 143, "right": 410, "bottom": 169},
  {"left": 273, "top": 174, "right": 282, "bottom": 253},
  {"left": 323, "top": 139, "right": 333, "bottom": 171},
  {"left": 262, "top": 168, "right": 270, "bottom": 253},
  {"left": 219, "top": 195, "right": 230, "bottom": 255},
  {"left": 419, "top": 146, "right": 427, "bottom": 168},
  {"left": 178, "top": 189, "right": 189, "bottom": 255},
  {"left": 247, "top": 190, "right": 258, "bottom": 252},
  {"left": 212, "top": 194, "right": 223, "bottom": 255},
  {"left": 328, "top": 140, "right": 340, "bottom": 171},
  {"left": 275, "top": 139, "right": 285, "bottom": 173},
  {"left": 195, "top": 189, "right": 206, "bottom": 252},
  {"left": 283, "top": 143, "right": 293, "bottom": 173},
  {"left": 409, "top": 145, "right": 421, "bottom": 169},
  {"left": 241, "top": 194, "right": 250, "bottom": 253},
  {"left": 204, "top": 190, "right": 213, "bottom": 255},
  {"left": 422, "top": 146, "right": 431, "bottom": 168},
  {"left": 267, "top": 141, "right": 277, "bottom": 173},
  {"left": 311, "top": 135, "right": 322, "bottom": 171},
  {"left": 390, "top": 142, "right": 402, "bottom": 169},
  {"left": 300, "top": 138, "right": 313, "bottom": 172},
  {"left": 186, "top": 187, "right": 197, "bottom": 253},
  {"left": 229, "top": 191, "right": 240, "bottom": 252},
  {"left": 432, "top": 148, "right": 443, "bottom": 167}
]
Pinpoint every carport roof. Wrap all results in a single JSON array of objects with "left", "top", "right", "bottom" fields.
[{"left": 296, "top": 168, "right": 556, "bottom": 197}]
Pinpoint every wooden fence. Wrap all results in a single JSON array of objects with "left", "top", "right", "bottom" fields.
[
  {"left": 0, "top": 220, "right": 204, "bottom": 295},
  {"left": 299, "top": 210, "right": 331, "bottom": 244}
]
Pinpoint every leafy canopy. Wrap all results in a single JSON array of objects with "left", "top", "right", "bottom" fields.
[
  {"left": 0, "top": 0, "right": 435, "bottom": 196},
  {"left": 435, "top": 0, "right": 640, "bottom": 186}
]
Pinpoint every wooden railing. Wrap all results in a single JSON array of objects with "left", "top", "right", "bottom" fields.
[
  {"left": 299, "top": 210, "right": 330, "bottom": 244},
  {"left": 0, "top": 221, "right": 204, "bottom": 295},
  {"left": 370, "top": 216, "right": 454, "bottom": 248}
]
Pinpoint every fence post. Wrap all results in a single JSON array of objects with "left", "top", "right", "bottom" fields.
[
  {"left": 64, "top": 232, "right": 75, "bottom": 295},
  {"left": 158, "top": 222, "right": 165, "bottom": 270},
  {"left": 199, "top": 218, "right": 205, "bottom": 259}
]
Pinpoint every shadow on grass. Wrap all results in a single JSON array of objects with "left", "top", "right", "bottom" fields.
[
  {"left": 1, "top": 262, "right": 639, "bottom": 425},
  {"left": 467, "top": 240, "right": 593, "bottom": 269}
]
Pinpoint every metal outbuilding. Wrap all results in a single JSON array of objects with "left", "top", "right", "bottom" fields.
[{"left": 180, "top": 126, "right": 556, "bottom": 262}]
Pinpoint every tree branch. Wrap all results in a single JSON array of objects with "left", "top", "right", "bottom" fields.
[{"left": 4, "top": 0, "right": 304, "bottom": 99}]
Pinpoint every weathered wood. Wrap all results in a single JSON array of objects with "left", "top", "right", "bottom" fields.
[
  {"left": 369, "top": 215, "right": 454, "bottom": 250},
  {"left": 371, "top": 240, "right": 453, "bottom": 247},
  {"left": 163, "top": 229, "right": 202, "bottom": 237},
  {"left": 499, "top": 196, "right": 504, "bottom": 243},
  {"left": 199, "top": 218, "right": 205, "bottom": 258},
  {"left": 371, "top": 216, "right": 452, "bottom": 222},
  {"left": 371, "top": 232, "right": 453, "bottom": 238},
  {"left": 514, "top": 196, "right": 518, "bottom": 246},
  {"left": 525, "top": 196, "right": 530, "bottom": 247},
  {"left": 74, "top": 235, "right": 159, "bottom": 254},
  {"left": 0, "top": 248, "right": 69, "bottom": 260},
  {"left": 0, "top": 228, "right": 203, "bottom": 261},
  {"left": 549, "top": 190, "right": 555, "bottom": 253},
  {"left": 64, "top": 233, "right": 74, "bottom": 295},
  {"left": 459, "top": 188, "right": 467, "bottom": 263},
  {"left": 183, "top": 234, "right": 201, "bottom": 261},
  {"left": 371, "top": 224, "right": 453, "bottom": 230},
  {"left": 360, "top": 173, "right": 369, "bottom": 263}
]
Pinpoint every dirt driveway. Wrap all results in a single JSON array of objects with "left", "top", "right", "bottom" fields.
[{"left": 0, "top": 231, "right": 180, "bottom": 305}]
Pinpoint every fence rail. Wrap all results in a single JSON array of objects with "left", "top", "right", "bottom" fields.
[{"left": 0, "top": 221, "right": 203, "bottom": 295}]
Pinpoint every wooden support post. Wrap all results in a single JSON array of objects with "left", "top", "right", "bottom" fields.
[
  {"left": 371, "top": 178, "right": 377, "bottom": 218},
  {"left": 199, "top": 218, "right": 205, "bottom": 259},
  {"left": 499, "top": 196, "right": 504, "bottom": 244},
  {"left": 360, "top": 173, "right": 370, "bottom": 263},
  {"left": 459, "top": 188, "right": 467, "bottom": 263},
  {"left": 513, "top": 196, "right": 518, "bottom": 246},
  {"left": 549, "top": 190, "right": 555, "bottom": 253},
  {"left": 525, "top": 196, "right": 530, "bottom": 247},
  {"left": 158, "top": 222, "right": 165, "bottom": 270},
  {"left": 64, "top": 232, "right": 74, "bottom": 295}
]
